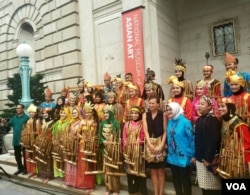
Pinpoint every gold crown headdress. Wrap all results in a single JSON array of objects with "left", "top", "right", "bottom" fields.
[
  {"left": 83, "top": 101, "right": 95, "bottom": 112},
  {"left": 174, "top": 58, "right": 186, "bottom": 72},
  {"left": 127, "top": 83, "right": 139, "bottom": 91},
  {"left": 166, "top": 75, "right": 185, "bottom": 88},
  {"left": 69, "top": 92, "right": 78, "bottom": 101},
  {"left": 113, "top": 74, "right": 123, "bottom": 83},
  {"left": 203, "top": 65, "right": 214, "bottom": 72},
  {"left": 130, "top": 106, "right": 144, "bottom": 114},
  {"left": 225, "top": 70, "right": 245, "bottom": 87},
  {"left": 196, "top": 80, "right": 206, "bottom": 88},
  {"left": 217, "top": 97, "right": 234, "bottom": 104}
]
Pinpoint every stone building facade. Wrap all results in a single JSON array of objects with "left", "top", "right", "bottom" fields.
[{"left": 0, "top": 0, "right": 250, "bottom": 109}]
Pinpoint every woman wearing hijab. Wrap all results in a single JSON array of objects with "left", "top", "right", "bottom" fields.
[
  {"left": 98, "top": 105, "right": 121, "bottom": 195},
  {"left": 52, "top": 107, "right": 71, "bottom": 178},
  {"left": 122, "top": 106, "right": 148, "bottom": 195},
  {"left": 166, "top": 102, "right": 194, "bottom": 195},
  {"left": 217, "top": 97, "right": 250, "bottom": 178},
  {"left": 193, "top": 95, "right": 221, "bottom": 195}
]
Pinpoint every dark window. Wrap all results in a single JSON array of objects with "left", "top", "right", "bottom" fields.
[{"left": 212, "top": 22, "right": 235, "bottom": 55}]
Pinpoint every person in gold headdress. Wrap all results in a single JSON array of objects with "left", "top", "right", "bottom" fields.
[
  {"left": 76, "top": 102, "right": 99, "bottom": 191},
  {"left": 113, "top": 75, "right": 126, "bottom": 106},
  {"left": 197, "top": 64, "right": 221, "bottom": 98},
  {"left": 223, "top": 52, "right": 250, "bottom": 96},
  {"left": 123, "top": 83, "right": 144, "bottom": 123},
  {"left": 52, "top": 107, "right": 71, "bottom": 178},
  {"left": 167, "top": 76, "right": 193, "bottom": 121},
  {"left": 22, "top": 104, "right": 41, "bottom": 176},
  {"left": 39, "top": 87, "right": 56, "bottom": 114},
  {"left": 124, "top": 72, "right": 141, "bottom": 100},
  {"left": 143, "top": 68, "right": 165, "bottom": 101},
  {"left": 64, "top": 107, "right": 82, "bottom": 187},
  {"left": 144, "top": 81, "right": 163, "bottom": 111},
  {"left": 103, "top": 72, "right": 115, "bottom": 102},
  {"left": 225, "top": 70, "right": 250, "bottom": 125},
  {"left": 217, "top": 97, "right": 250, "bottom": 179},
  {"left": 106, "top": 91, "right": 124, "bottom": 126},
  {"left": 122, "top": 106, "right": 148, "bottom": 195},
  {"left": 67, "top": 92, "right": 79, "bottom": 112},
  {"left": 169, "top": 58, "right": 194, "bottom": 100},
  {"left": 36, "top": 109, "right": 54, "bottom": 183},
  {"left": 98, "top": 105, "right": 121, "bottom": 195}
]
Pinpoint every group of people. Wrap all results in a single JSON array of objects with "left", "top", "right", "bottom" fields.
[{"left": 1, "top": 52, "right": 250, "bottom": 195}]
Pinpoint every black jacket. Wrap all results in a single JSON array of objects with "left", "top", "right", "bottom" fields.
[{"left": 195, "top": 113, "right": 221, "bottom": 162}]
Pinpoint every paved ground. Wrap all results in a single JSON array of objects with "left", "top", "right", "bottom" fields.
[{"left": 0, "top": 152, "right": 202, "bottom": 195}]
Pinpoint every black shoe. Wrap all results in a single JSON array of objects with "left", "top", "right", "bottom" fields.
[
  {"left": 22, "top": 170, "right": 28, "bottom": 175},
  {"left": 13, "top": 170, "right": 23, "bottom": 176}
]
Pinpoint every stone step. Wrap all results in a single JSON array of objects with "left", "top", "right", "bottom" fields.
[
  {"left": 0, "top": 153, "right": 201, "bottom": 195},
  {"left": 8, "top": 149, "right": 14, "bottom": 156}
]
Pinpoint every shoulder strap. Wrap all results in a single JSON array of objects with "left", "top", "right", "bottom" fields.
[{"left": 181, "top": 97, "right": 187, "bottom": 108}]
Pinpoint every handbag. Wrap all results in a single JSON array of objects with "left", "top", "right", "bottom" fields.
[
  {"left": 207, "top": 153, "right": 219, "bottom": 175},
  {"left": 145, "top": 136, "right": 167, "bottom": 163}
]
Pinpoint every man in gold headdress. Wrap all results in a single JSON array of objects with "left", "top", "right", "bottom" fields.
[
  {"left": 103, "top": 72, "right": 115, "bottom": 103},
  {"left": 144, "top": 81, "right": 163, "bottom": 111},
  {"left": 196, "top": 64, "right": 221, "bottom": 98},
  {"left": 142, "top": 68, "right": 165, "bottom": 101},
  {"left": 223, "top": 52, "right": 250, "bottom": 96}
]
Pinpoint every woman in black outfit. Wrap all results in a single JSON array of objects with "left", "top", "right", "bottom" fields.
[
  {"left": 142, "top": 96, "right": 166, "bottom": 195},
  {"left": 192, "top": 95, "right": 221, "bottom": 195}
]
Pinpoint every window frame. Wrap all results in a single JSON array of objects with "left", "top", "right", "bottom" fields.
[{"left": 210, "top": 18, "right": 238, "bottom": 57}]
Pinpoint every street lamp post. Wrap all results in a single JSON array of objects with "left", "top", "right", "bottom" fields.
[{"left": 16, "top": 42, "right": 33, "bottom": 109}]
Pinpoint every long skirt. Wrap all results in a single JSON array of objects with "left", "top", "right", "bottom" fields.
[
  {"left": 75, "top": 143, "right": 95, "bottom": 189},
  {"left": 25, "top": 150, "right": 36, "bottom": 174},
  {"left": 64, "top": 162, "right": 77, "bottom": 186},
  {"left": 196, "top": 161, "right": 221, "bottom": 190},
  {"left": 37, "top": 158, "right": 53, "bottom": 179}
]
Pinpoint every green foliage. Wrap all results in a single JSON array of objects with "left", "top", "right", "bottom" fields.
[{"left": 0, "top": 73, "right": 47, "bottom": 119}]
